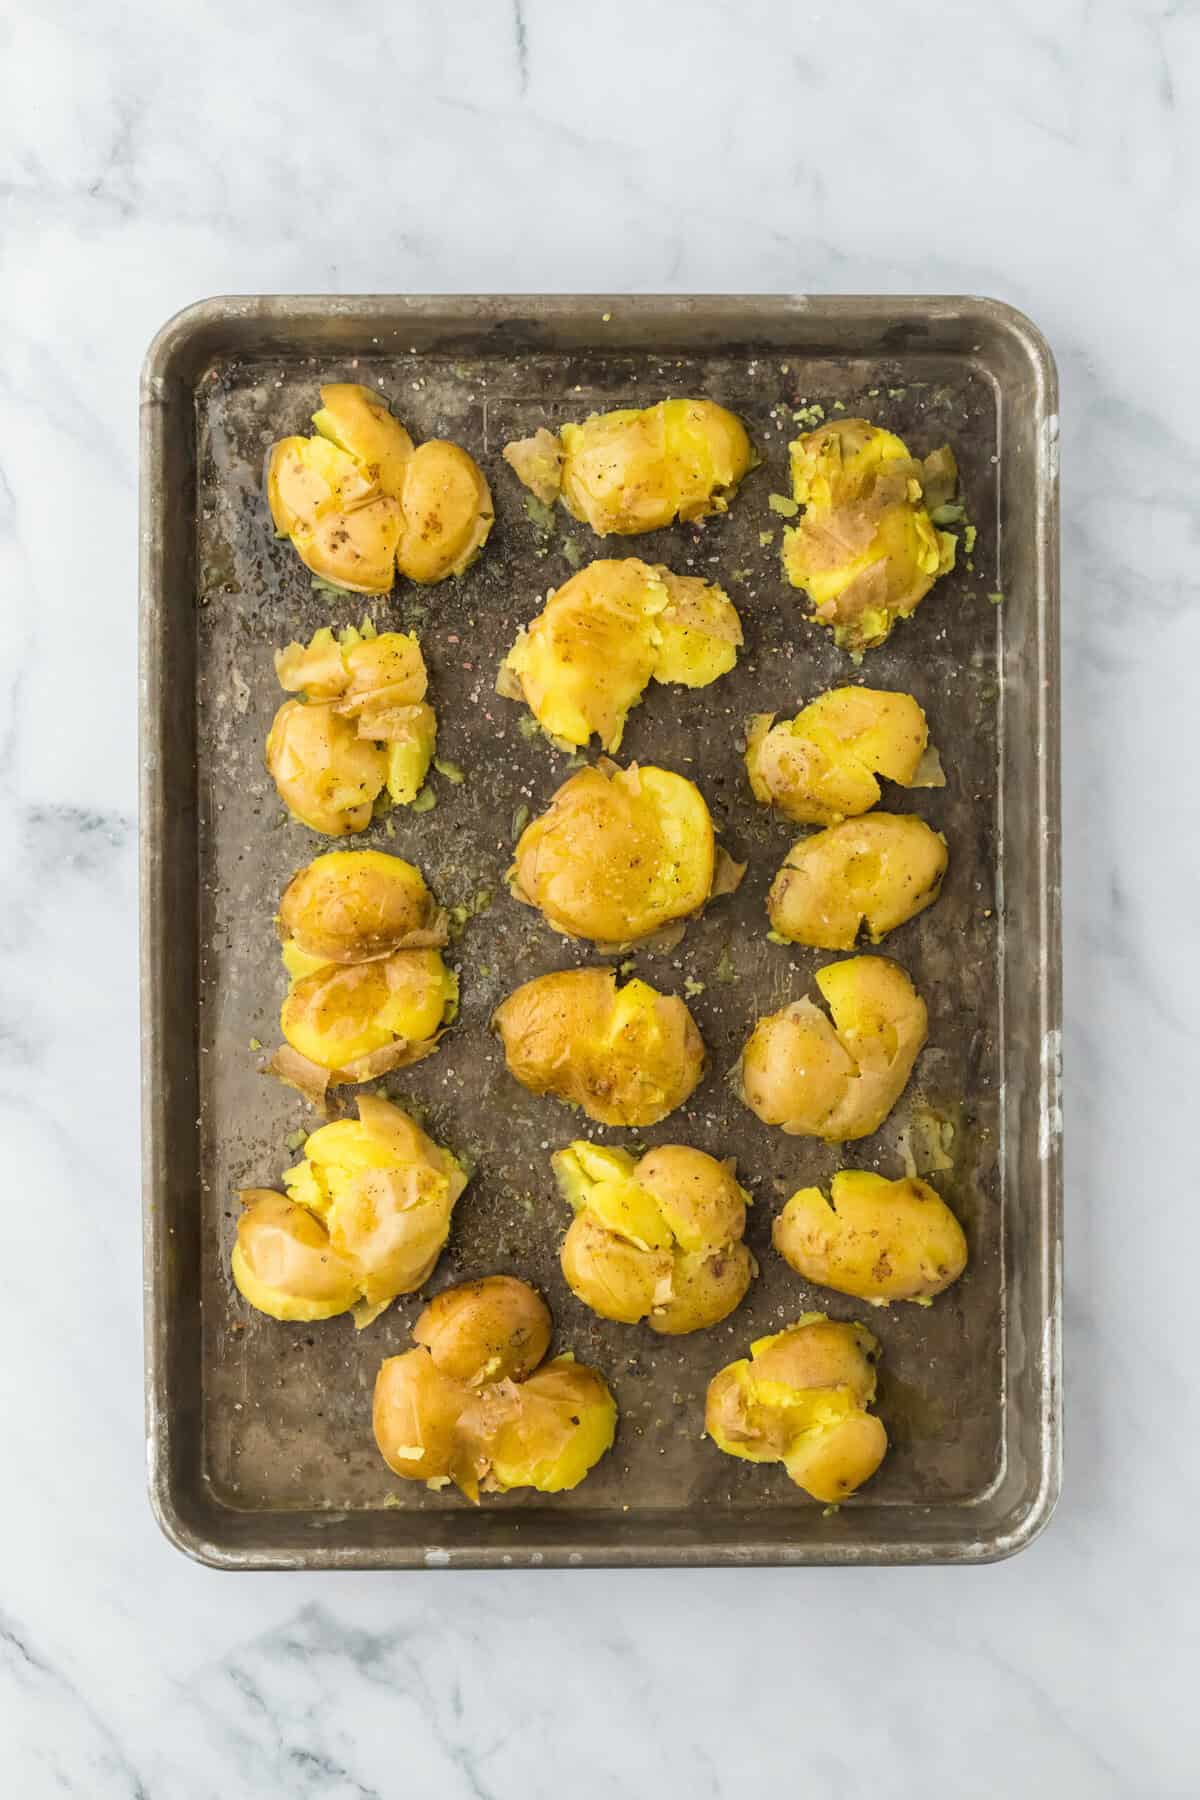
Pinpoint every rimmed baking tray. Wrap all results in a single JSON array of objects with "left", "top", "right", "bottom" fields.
[{"left": 140, "top": 294, "right": 1061, "bottom": 1568}]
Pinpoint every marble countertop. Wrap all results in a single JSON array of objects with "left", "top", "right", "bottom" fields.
[{"left": 2, "top": 0, "right": 1196, "bottom": 1793}]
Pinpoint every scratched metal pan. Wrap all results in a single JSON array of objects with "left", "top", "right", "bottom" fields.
[{"left": 139, "top": 295, "right": 1061, "bottom": 1569}]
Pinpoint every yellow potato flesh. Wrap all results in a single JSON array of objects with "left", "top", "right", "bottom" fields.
[
  {"left": 773, "top": 1170, "right": 967, "bottom": 1305},
  {"left": 739, "top": 955, "right": 927, "bottom": 1140},
  {"left": 768, "top": 812, "right": 948, "bottom": 950},
  {"left": 553, "top": 1141, "right": 752, "bottom": 1333},
  {"left": 372, "top": 1279, "right": 618, "bottom": 1500},
  {"left": 278, "top": 849, "right": 439, "bottom": 963},
  {"left": 705, "top": 1315, "right": 887, "bottom": 1502},
  {"left": 781, "top": 420, "right": 957, "bottom": 652},
  {"left": 745, "top": 687, "right": 932, "bottom": 825},
  {"left": 268, "top": 383, "right": 492, "bottom": 593},
  {"left": 542, "top": 398, "right": 752, "bottom": 535},
  {"left": 500, "top": 558, "right": 741, "bottom": 751},
  {"left": 493, "top": 968, "right": 704, "bottom": 1127},
  {"left": 512, "top": 762, "right": 716, "bottom": 944},
  {"left": 232, "top": 1099, "right": 465, "bottom": 1327},
  {"left": 280, "top": 948, "right": 456, "bottom": 1070}
]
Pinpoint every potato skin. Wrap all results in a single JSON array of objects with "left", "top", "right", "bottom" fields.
[
  {"left": 773, "top": 1171, "right": 967, "bottom": 1304},
  {"left": 511, "top": 761, "right": 717, "bottom": 945},
  {"left": 767, "top": 813, "right": 948, "bottom": 950},
  {"left": 705, "top": 1314, "right": 887, "bottom": 1503},
  {"left": 279, "top": 947, "right": 456, "bottom": 1074},
  {"left": 494, "top": 968, "right": 705, "bottom": 1127},
  {"left": 745, "top": 687, "right": 934, "bottom": 826},
  {"left": 232, "top": 1098, "right": 467, "bottom": 1327},
  {"left": 266, "top": 698, "right": 387, "bottom": 836},
  {"left": 372, "top": 1279, "right": 617, "bottom": 1500},
  {"left": 554, "top": 1141, "right": 753, "bottom": 1334},
  {"left": 780, "top": 419, "right": 958, "bottom": 652},
  {"left": 268, "top": 383, "right": 492, "bottom": 592},
  {"left": 499, "top": 558, "right": 741, "bottom": 752},
  {"left": 738, "top": 955, "right": 927, "bottom": 1141},
  {"left": 504, "top": 398, "right": 753, "bottom": 536},
  {"left": 278, "top": 850, "right": 443, "bottom": 963}
]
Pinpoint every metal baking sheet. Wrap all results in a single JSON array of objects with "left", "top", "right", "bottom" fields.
[{"left": 139, "top": 295, "right": 1061, "bottom": 1569}]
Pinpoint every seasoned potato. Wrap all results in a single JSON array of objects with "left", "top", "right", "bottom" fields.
[
  {"left": 266, "top": 621, "right": 437, "bottom": 832},
  {"left": 780, "top": 420, "right": 958, "bottom": 652},
  {"left": 746, "top": 686, "right": 941, "bottom": 825},
  {"left": 554, "top": 1141, "right": 754, "bottom": 1333},
  {"left": 272, "top": 851, "right": 455, "bottom": 1095},
  {"left": 773, "top": 1171, "right": 967, "bottom": 1305},
  {"left": 373, "top": 1277, "right": 617, "bottom": 1500},
  {"left": 737, "top": 955, "right": 927, "bottom": 1140},
  {"left": 705, "top": 1313, "right": 888, "bottom": 1502},
  {"left": 232, "top": 1096, "right": 467, "bottom": 1327},
  {"left": 267, "top": 382, "right": 493, "bottom": 593},
  {"left": 504, "top": 398, "right": 753, "bottom": 536},
  {"left": 493, "top": 968, "right": 705, "bottom": 1126},
  {"left": 511, "top": 760, "right": 741, "bottom": 945},
  {"left": 767, "top": 813, "right": 947, "bottom": 950},
  {"left": 498, "top": 558, "right": 742, "bottom": 752}
]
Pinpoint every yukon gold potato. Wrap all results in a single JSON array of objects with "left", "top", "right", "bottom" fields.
[
  {"left": 554, "top": 1141, "right": 754, "bottom": 1333},
  {"left": 373, "top": 1277, "right": 617, "bottom": 1501},
  {"left": 271, "top": 851, "right": 455, "bottom": 1096},
  {"left": 232, "top": 1096, "right": 467, "bottom": 1327},
  {"left": 745, "top": 687, "right": 940, "bottom": 826},
  {"left": 498, "top": 558, "right": 742, "bottom": 751},
  {"left": 504, "top": 397, "right": 754, "bottom": 536},
  {"left": 737, "top": 955, "right": 927, "bottom": 1141},
  {"left": 511, "top": 760, "right": 741, "bottom": 945},
  {"left": 773, "top": 1171, "right": 967, "bottom": 1305},
  {"left": 266, "top": 621, "right": 437, "bottom": 832},
  {"left": 493, "top": 968, "right": 705, "bottom": 1127},
  {"left": 705, "top": 1313, "right": 888, "bottom": 1502},
  {"left": 767, "top": 813, "right": 948, "bottom": 950},
  {"left": 267, "top": 382, "right": 493, "bottom": 593},
  {"left": 780, "top": 420, "right": 959, "bottom": 653}
]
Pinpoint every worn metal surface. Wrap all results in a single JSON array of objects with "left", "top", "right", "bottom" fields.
[{"left": 140, "top": 296, "right": 1061, "bottom": 1568}]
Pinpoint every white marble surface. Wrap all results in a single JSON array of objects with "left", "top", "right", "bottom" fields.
[{"left": 1, "top": 0, "right": 1196, "bottom": 1792}]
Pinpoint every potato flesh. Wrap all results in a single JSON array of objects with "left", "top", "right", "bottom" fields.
[
  {"left": 280, "top": 948, "right": 456, "bottom": 1071},
  {"left": 738, "top": 955, "right": 927, "bottom": 1140},
  {"left": 554, "top": 1141, "right": 753, "bottom": 1334},
  {"left": 773, "top": 1170, "right": 967, "bottom": 1305},
  {"left": 781, "top": 420, "right": 958, "bottom": 652},
  {"left": 512, "top": 762, "right": 717, "bottom": 944},
  {"left": 373, "top": 1279, "right": 617, "bottom": 1499},
  {"left": 493, "top": 968, "right": 705, "bottom": 1127},
  {"left": 500, "top": 558, "right": 742, "bottom": 752},
  {"left": 505, "top": 397, "right": 753, "bottom": 536},
  {"left": 232, "top": 1099, "right": 466, "bottom": 1326},
  {"left": 705, "top": 1315, "right": 887, "bottom": 1502},
  {"left": 268, "top": 383, "right": 493, "bottom": 593},
  {"left": 745, "top": 687, "right": 933, "bottom": 826},
  {"left": 768, "top": 813, "right": 948, "bottom": 950},
  {"left": 278, "top": 849, "right": 441, "bottom": 963}
]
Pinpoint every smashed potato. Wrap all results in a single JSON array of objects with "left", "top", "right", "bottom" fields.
[
  {"left": 554, "top": 1141, "right": 754, "bottom": 1333},
  {"left": 267, "top": 382, "right": 493, "bottom": 593},
  {"left": 504, "top": 397, "right": 753, "bottom": 536},
  {"left": 705, "top": 1314, "right": 888, "bottom": 1503},
  {"left": 373, "top": 1276, "right": 617, "bottom": 1500},
  {"left": 746, "top": 686, "right": 941, "bottom": 825},
  {"left": 266, "top": 621, "right": 437, "bottom": 832},
  {"left": 737, "top": 955, "right": 927, "bottom": 1140},
  {"left": 272, "top": 851, "right": 455, "bottom": 1097},
  {"left": 498, "top": 558, "right": 742, "bottom": 752},
  {"left": 773, "top": 1171, "right": 966, "bottom": 1306},
  {"left": 492, "top": 967, "right": 705, "bottom": 1126},
  {"left": 781, "top": 420, "right": 958, "bottom": 652},
  {"left": 232, "top": 1096, "right": 467, "bottom": 1327},
  {"left": 511, "top": 760, "right": 742, "bottom": 946},
  {"left": 767, "top": 813, "right": 948, "bottom": 950}
]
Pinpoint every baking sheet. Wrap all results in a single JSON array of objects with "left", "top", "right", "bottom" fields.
[{"left": 140, "top": 296, "right": 1061, "bottom": 1567}]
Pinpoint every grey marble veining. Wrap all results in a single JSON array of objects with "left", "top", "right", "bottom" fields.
[{"left": 1, "top": 0, "right": 1197, "bottom": 1793}]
